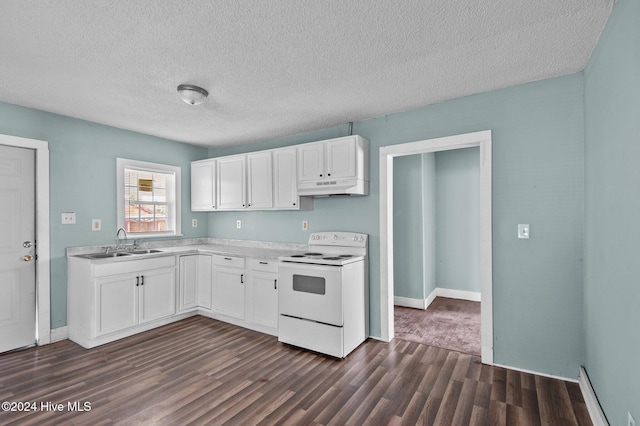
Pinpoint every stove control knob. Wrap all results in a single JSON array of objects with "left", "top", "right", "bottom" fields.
[
  {"left": 353, "top": 236, "right": 358, "bottom": 241},
  {"left": 333, "top": 234, "right": 338, "bottom": 240}
]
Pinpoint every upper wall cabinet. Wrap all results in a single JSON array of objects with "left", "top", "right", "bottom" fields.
[
  {"left": 297, "top": 135, "right": 369, "bottom": 196},
  {"left": 247, "top": 151, "right": 273, "bottom": 209},
  {"left": 190, "top": 135, "right": 367, "bottom": 212},
  {"left": 273, "top": 147, "right": 313, "bottom": 210},
  {"left": 191, "top": 159, "right": 216, "bottom": 211},
  {"left": 217, "top": 155, "right": 246, "bottom": 210}
]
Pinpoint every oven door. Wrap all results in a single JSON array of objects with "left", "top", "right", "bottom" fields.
[{"left": 279, "top": 262, "right": 343, "bottom": 326}]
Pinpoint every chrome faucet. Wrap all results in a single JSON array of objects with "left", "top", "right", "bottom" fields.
[{"left": 115, "top": 227, "right": 128, "bottom": 251}]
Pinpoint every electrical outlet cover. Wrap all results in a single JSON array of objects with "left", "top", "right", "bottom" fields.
[
  {"left": 61, "top": 212, "right": 76, "bottom": 224},
  {"left": 192, "top": 219, "right": 197, "bottom": 227},
  {"left": 236, "top": 220, "right": 241, "bottom": 229},
  {"left": 91, "top": 219, "right": 101, "bottom": 231}
]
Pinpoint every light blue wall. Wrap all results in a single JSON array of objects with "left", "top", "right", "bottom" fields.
[
  {"left": 435, "top": 147, "right": 480, "bottom": 293},
  {"left": 393, "top": 154, "right": 425, "bottom": 299},
  {"left": 584, "top": 0, "right": 640, "bottom": 422},
  {"left": 0, "top": 102, "right": 209, "bottom": 328},
  {"left": 208, "top": 73, "right": 585, "bottom": 378}
]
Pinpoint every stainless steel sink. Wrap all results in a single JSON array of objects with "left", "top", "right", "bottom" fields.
[
  {"left": 129, "top": 249, "right": 163, "bottom": 255},
  {"left": 79, "top": 252, "right": 132, "bottom": 259}
]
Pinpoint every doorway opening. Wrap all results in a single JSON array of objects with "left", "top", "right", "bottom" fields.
[
  {"left": 0, "top": 134, "right": 50, "bottom": 349},
  {"left": 392, "top": 146, "right": 481, "bottom": 356},
  {"left": 379, "top": 130, "right": 493, "bottom": 364}
]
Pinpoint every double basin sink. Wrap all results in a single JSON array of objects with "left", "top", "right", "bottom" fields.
[{"left": 78, "top": 249, "right": 164, "bottom": 259}]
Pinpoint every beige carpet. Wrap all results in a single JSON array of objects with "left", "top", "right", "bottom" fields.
[{"left": 394, "top": 297, "right": 481, "bottom": 356}]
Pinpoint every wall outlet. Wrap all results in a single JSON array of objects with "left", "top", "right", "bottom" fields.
[
  {"left": 236, "top": 220, "right": 241, "bottom": 229},
  {"left": 517, "top": 224, "right": 530, "bottom": 239},
  {"left": 91, "top": 219, "right": 101, "bottom": 231},
  {"left": 192, "top": 219, "right": 197, "bottom": 227},
  {"left": 629, "top": 412, "right": 636, "bottom": 426},
  {"left": 61, "top": 212, "right": 76, "bottom": 224},
  {"left": 302, "top": 220, "right": 308, "bottom": 231}
]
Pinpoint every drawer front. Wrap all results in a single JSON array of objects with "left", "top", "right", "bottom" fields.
[
  {"left": 249, "top": 259, "right": 279, "bottom": 274},
  {"left": 212, "top": 255, "right": 245, "bottom": 269},
  {"left": 94, "top": 256, "right": 175, "bottom": 277}
]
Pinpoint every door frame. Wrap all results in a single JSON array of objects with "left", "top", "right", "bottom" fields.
[
  {"left": 0, "top": 134, "right": 50, "bottom": 345},
  {"left": 379, "top": 130, "right": 493, "bottom": 364}
]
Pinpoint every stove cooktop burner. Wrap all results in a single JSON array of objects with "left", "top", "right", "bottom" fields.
[
  {"left": 303, "top": 252, "right": 323, "bottom": 256},
  {"left": 323, "top": 257, "right": 342, "bottom": 260}
]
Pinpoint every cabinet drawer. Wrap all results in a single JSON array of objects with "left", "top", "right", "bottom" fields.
[
  {"left": 94, "top": 256, "right": 175, "bottom": 277},
  {"left": 212, "top": 255, "right": 245, "bottom": 269},
  {"left": 249, "top": 259, "right": 279, "bottom": 274}
]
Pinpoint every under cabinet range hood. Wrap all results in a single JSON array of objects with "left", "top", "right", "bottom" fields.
[
  {"left": 296, "top": 135, "right": 370, "bottom": 197},
  {"left": 297, "top": 177, "right": 369, "bottom": 196}
]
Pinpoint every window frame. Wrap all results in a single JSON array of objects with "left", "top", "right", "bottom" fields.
[{"left": 116, "top": 158, "right": 182, "bottom": 238}]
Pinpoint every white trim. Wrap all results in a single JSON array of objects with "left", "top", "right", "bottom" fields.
[
  {"left": 579, "top": 367, "right": 609, "bottom": 426},
  {"left": 0, "top": 134, "right": 50, "bottom": 345},
  {"left": 380, "top": 130, "right": 493, "bottom": 364},
  {"left": 493, "top": 363, "right": 578, "bottom": 383},
  {"left": 394, "top": 296, "right": 428, "bottom": 310},
  {"left": 50, "top": 326, "right": 68, "bottom": 343},
  {"left": 394, "top": 288, "right": 481, "bottom": 310},
  {"left": 116, "top": 158, "right": 182, "bottom": 238},
  {"left": 433, "top": 287, "right": 481, "bottom": 302}
]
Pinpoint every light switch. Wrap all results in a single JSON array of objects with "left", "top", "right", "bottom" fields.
[
  {"left": 302, "top": 220, "right": 308, "bottom": 231},
  {"left": 518, "top": 224, "right": 530, "bottom": 239}
]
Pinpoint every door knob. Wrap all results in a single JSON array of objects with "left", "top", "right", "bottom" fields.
[{"left": 23, "top": 255, "right": 33, "bottom": 262}]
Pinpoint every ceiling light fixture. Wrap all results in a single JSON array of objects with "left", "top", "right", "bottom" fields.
[{"left": 177, "top": 84, "right": 208, "bottom": 105}]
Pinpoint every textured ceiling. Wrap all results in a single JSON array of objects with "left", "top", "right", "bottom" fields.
[{"left": 0, "top": 1, "right": 613, "bottom": 147}]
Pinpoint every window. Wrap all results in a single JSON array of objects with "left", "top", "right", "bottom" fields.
[{"left": 117, "top": 158, "right": 182, "bottom": 238}]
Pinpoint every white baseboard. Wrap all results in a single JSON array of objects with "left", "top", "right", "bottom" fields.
[
  {"left": 432, "top": 287, "right": 481, "bottom": 302},
  {"left": 49, "top": 326, "right": 68, "bottom": 343},
  {"left": 394, "top": 295, "right": 428, "bottom": 309},
  {"left": 492, "top": 362, "right": 578, "bottom": 383},
  {"left": 394, "top": 287, "right": 481, "bottom": 310},
  {"left": 579, "top": 367, "right": 609, "bottom": 426}
]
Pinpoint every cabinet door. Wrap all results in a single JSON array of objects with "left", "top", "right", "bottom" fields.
[
  {"left": 191, "top": 160, "right": 216, "bottom": 211},
  {"left": 297, "top": 143, "right": 325, "bottom": 183},
  {"left": 273, "top": 147, "right": 298, "bottom": 209},
  {"left": 212, "top": 268, "right": 245, "bottom": 320},
  {"left": 247, "top": 151, "right": 273, "bottom": 209},
  {"left": 197, "top": 255, "right": 212, "bottom": 310},
  {"left": 251, "top": 272, "right": 278, "bottom": 329},
  {"left": 217, "top": 155, "right": 246, "bottom": 210},
  {"left": 179, "top": 255, "right": 198, "bottom": 311},
  {"left": 326, "top": 138, "right": 357, "bottom": 179},
  {"left": 139, "top": 268, "right": 176, "bottom": 324},
  {"left": 95, "top": 274, "right": 138, "bottom": 336}
]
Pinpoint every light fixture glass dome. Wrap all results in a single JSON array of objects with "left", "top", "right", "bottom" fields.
[{"left": 177, "top": 84, "right": 208, "bottom": 105}]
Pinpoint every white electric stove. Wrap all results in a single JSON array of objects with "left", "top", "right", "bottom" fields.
[{"left": 278, "top": 232, "right": 368, "bottom": 358}]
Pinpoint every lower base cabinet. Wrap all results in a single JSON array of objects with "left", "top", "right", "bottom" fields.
[
  {"left": 68, "top": 256, "right": 177, "bottom": 349},
  {"left": 248, "top": 260, "right": 279, "bottom": 329},
  {"left": 68, "top": 252, "right": 282, "bottom": 349}
]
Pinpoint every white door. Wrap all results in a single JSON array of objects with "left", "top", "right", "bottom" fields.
[
  {"left": 273, "top": 147, "right": 299, "bottom": 209},
  {"left": 297, "top": 143, "right": 325, "bottom": 182},
  {"left": 0, "top": 145, "right": 36, "bottom": 352},
  {"left": 217, "top": 155, "right": 246, "bottom": 209},
  {"left": 326, "top": 138, "right": 357, "bottom": 179},
  {"left": 247, "top": 151, "right": 273, "bottom": 209}
]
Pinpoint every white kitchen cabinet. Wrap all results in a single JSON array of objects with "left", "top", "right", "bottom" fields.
[
  {"left": 247, "top": 259, "right": 279, "bottom": 330},
  {"left": 273, "top": 147, "right": 313, "bottom": 210},
  {"left": 212, "top": 255, "right": 246, "bottom": 320},
  {"left": 68, "top": 256, "right": 177, "bottom": 348},
  {"left": 139, "top": 267, "right": 177, "bottom": 324},
  {"left": 178, "top": 254, "right": 212, "bottom": 312},
  {"left": 247, "top": 151, "right": 273, "bottom": 209},
  {"left": 191, "top": 159, "right": 216, "bottom": 211},
  {"left": 217, "top": 155, "right": 246, "bottom": 210},
  {"left": 298, "top": 135, "right": 365, "bottom": 182}
]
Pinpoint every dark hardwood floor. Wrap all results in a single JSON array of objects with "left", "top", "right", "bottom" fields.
[{"left": 0, "top": 316, "right": 591, "bottom": 425}]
